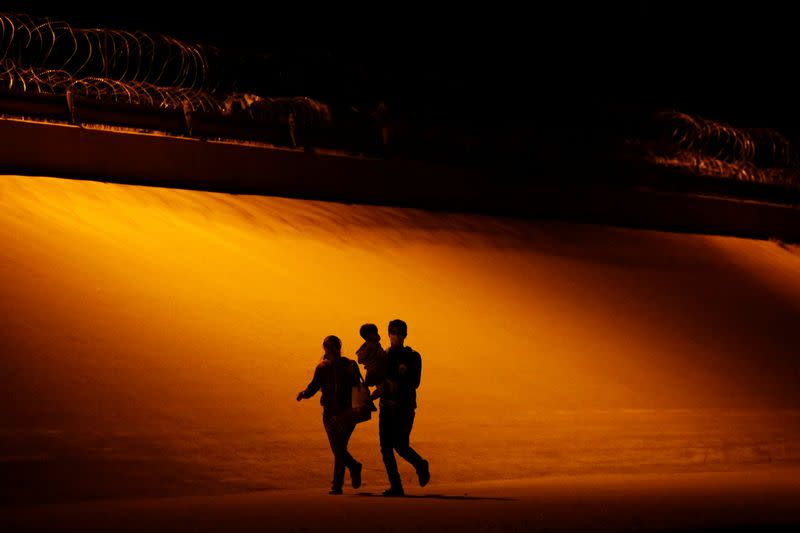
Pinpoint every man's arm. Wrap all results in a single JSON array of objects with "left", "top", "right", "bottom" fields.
[
  {"left": 411, "top": 352, "right": 422, "bottom": 389},
  {"left": 369, "top": 385, "right": 383, "bottom": 401}
]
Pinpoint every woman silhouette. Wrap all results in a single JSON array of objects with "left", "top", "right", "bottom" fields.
[{"left": 296, "top": 335, "right": 364, "bottom": 494}]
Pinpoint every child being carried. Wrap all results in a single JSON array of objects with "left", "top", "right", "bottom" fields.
[{"left": 355, "top": 323, "right": 391, "bottom": 400}]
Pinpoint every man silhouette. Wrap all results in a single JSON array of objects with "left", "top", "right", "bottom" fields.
[{"left": 379, "top": 319, "right": 430, "bottom": 496}]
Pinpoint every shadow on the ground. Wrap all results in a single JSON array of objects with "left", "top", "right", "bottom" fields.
[{"left": 355, "top": 492, "right": 517, "bottom": 501}]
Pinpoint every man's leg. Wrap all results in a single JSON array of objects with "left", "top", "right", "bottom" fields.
[
  {"left": 393, "top": 409, "right": 430, "bottom": 486},
  {"left": 379, "top": 408, "right": 403, "bottom": 491},
  {"left": 393, "top": 409, "right": 425, "bottom": 468}
]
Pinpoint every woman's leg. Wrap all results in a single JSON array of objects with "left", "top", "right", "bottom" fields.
[
  {"left": 324, "top": 416, "right": 346, "bottom": 490},
  {"left": 338, "top": 417, "right": 359, "bottom": 471},
  {"left": 325, "top": 415, "right": 358, "bottom": 489}
]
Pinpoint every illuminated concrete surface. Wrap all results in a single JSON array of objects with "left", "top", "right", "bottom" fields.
[{"left": 1, "top": 174, "right": 798, "bottom": 529}]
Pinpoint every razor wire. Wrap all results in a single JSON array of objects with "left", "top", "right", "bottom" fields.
[
  {"left": 0, "top": 12, "right": 223, "bottom": 111},
  {"left": 0, "top": 13, "right": 339, "bottom": 124},
  {"left": 0, "top": 61, "right": 221, "bottom": 111},
  {"left": 657, "top": 111, "right": 797, "bottom": 169},
  {"left": 1, "top": 13, "right": 210, "bottom": 89}
]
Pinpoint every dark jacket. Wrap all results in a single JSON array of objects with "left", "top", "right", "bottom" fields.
[
  {"left": 380, "top": 345, "right": 422, "bottom": 410},
  {"left": 302, "top": 356, "right": 361, "bottom": 416}
]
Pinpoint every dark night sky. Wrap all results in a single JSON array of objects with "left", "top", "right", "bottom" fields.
[{"left": 3, "top": 2, "right": 798, "bottom": 130}]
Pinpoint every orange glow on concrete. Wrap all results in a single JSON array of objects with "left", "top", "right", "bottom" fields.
[{"left": 1, "top": 174, "right": 799, "bottom": 499}]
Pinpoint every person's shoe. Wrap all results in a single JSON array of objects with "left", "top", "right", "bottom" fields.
[
  {"left": 350, "top": 462, "right": 362, "bottom": 489},
  {"left": 417, "top": 460, "right": 430, "bottom": 487},
  {"left": 382, "top": 486, "right": 405, "bottom": 497},
  {"left": 329, "top": 486, "right": 343, "bottom": 495}
]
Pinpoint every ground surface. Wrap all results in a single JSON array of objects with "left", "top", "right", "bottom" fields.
[{"left": 4, "top": 470, "right": 800, "bottom": 532}]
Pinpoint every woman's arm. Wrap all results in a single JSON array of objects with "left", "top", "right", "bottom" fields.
[{"left": 296, "top": 364, "right": 322, "bottom": 401}]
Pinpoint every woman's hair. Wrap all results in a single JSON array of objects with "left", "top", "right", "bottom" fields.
[{"left": 322, "top": 335, "right": 342, "bottom": 355}]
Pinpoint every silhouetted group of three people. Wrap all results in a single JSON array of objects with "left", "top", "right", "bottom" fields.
[{"left": 296, "top": 319, "right": 429, "bottom": 496}]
